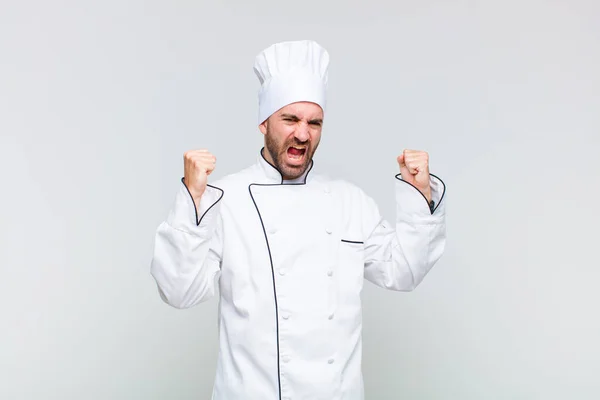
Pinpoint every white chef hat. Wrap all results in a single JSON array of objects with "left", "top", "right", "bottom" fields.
[{"left": 254, "top": 40, "right": 330, "bottom": 124}]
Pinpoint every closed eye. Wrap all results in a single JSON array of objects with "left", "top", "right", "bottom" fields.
[{"left": 281, "top": 114, "right": 300, "bottom": 123}]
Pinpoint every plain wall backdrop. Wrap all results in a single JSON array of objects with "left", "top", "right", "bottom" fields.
[{"left": 1, "top": 0, "right": 599, "bottom": 399}]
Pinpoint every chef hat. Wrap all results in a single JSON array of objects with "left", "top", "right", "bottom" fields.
[{"left": 254, "top": 40, "right": 330, "bottom": 124}]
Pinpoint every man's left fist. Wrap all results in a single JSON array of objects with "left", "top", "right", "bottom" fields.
[{"left": 397, "top": 149, "right": 431, "bottom": 202}]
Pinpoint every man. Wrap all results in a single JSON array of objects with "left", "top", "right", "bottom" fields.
[{"left": 151, "top": 40, "right": 446, "bottom": 400}]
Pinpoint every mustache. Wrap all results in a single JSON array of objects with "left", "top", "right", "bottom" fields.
[{"left": 285, "top": 139, "right": 310, "bottom": 148}]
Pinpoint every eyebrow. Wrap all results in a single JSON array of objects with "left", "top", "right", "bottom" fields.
[
  {"left": 280, "top": 113, "right": 300, "bottom": 121},
  {"left": 280, "top": 114, "right": 323, "bottom": 125}
]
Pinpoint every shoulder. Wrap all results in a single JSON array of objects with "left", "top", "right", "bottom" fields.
[
  {"left": 317, "top": 173, "right": 370, "bottom": 197},
  {"left": 313, "top": 173, "right": 376, "bottom": 209}
]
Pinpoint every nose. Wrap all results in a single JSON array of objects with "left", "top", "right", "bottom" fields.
[{"left": 294, "top": 122, "right": 310, "bottom": 143}]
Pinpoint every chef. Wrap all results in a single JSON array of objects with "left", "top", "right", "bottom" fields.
[{"left": 151, "top": 40, "right": 446, "bottom": 400}]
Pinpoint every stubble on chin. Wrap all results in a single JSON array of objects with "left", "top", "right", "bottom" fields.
[{"left": 265, "top": 140, "right": 312, "bottom": 180}]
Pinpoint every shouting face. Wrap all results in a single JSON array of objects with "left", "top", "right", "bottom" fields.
[{"left": 259, "top": 101, "right": 324, "bottom": 180}]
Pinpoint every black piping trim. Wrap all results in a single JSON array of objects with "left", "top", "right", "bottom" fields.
[
  {"left": 341, "top": 239, "right": 364, "bottom": 244},
  {"left": 394, "top": 173, "right": 446, "bottom": 215},
  {"left": 181, "top": 177, "right": 224, "bottom": 226},
  {"left": 248, "top": 184, "right": 282, "bottom": 399},
  {"left": 260, "top": 147, "right": 314, "bottom": 184},
  {"left": 247, "top": 155, "right": 315, "bottom": 400}
]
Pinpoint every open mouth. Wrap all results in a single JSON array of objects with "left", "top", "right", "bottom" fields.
[{"left": 286, "top": 146, "right": 307, "bottom": 162}]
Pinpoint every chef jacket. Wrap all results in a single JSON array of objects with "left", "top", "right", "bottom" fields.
[{"left": 151, "top": 148, "right": 447, "bottom": 400}]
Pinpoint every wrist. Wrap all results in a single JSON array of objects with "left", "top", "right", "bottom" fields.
[
  {"left": 422, "top": 189, "right": 431, "bottom": 204},
  {"left": 190, "top": 190, "right": 205, "bottom": 206},
  {"left": 182, "top": 177, "right": 205, "bottom": 204}
]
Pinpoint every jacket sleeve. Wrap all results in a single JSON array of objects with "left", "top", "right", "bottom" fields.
[
  {"left": 362, "top": 174, "right": 446, "bottom": 291},
  {"left": 150, "top": 178, "right": 224, "bottom": 309}
]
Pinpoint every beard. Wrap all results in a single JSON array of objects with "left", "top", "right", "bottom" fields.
[{"left": 264, "top": 125, "right": 319, "bottom": 180}]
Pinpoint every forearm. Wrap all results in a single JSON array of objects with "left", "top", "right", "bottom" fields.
[
  {"left": 363, "top": 174, "right": 446, "bottom": 291},
  {"left": 150, "top": 180, "right": 224, "bottom": 308}
]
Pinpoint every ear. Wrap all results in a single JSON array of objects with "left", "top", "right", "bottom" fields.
[{"left": 259, "top": 120, "right": 268, "bottom": 135}]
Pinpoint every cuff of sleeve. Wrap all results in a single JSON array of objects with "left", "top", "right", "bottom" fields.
[
  {"left": 166, "top": 178, "right": 224, "bottom": 235},
  {"left": 395, "top": 173, "right": 446, "bottom": 218}
]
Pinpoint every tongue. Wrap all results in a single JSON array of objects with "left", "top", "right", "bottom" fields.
[{"left": 288, "top": 147, "right": 303, "bottom": 156}]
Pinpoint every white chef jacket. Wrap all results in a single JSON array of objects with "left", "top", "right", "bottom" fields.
[{"left": 151, "top": 148, "right": 447, "bottom": 400}]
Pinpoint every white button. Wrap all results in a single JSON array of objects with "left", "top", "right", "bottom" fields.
[
  {"left": 269, "top": 227, "right": 277, "bottom": 234},
  {"left": 282, "top": 355, "right": 291, "bottom": 363},
  {"left": 325, "top": 228, "right": 332, "bottom": 234},
  {"left": 324, "top": 187, "right": 330, "bottom": 193},
  {"left": 328, "top": 313, "right": 334, "bottom": 320},
  {"left": 279, "top": 269, "right": 286, "bottom": 276},
  {"left": 282, "top": 313, "right": 290, "bottom": 320},
  {"left": 327, "top": 270, "right": 333, "bottom": 276},
  {"left": 328, "top": 358, "right": 334, "bottom": 364}
]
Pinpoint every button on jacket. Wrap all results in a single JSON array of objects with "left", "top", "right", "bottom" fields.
[{"left": 151, "top": 149, "right": 447, "bottom": 400}]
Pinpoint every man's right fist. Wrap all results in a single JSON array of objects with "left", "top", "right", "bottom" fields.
[{"left": 183, "top": 149, "right": 216, "bottom": 203}]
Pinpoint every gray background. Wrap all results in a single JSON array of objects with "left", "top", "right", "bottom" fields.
[{"left": 1, "top": 0, "right": 599, "bottom": 399}]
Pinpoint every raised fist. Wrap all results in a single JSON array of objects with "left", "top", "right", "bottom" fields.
[
  {"left": 397, "top": 149, "right": 431, "bottom": 202},
  {"left": 183, "top": 149, "right": 216, "bottom": 203}
]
